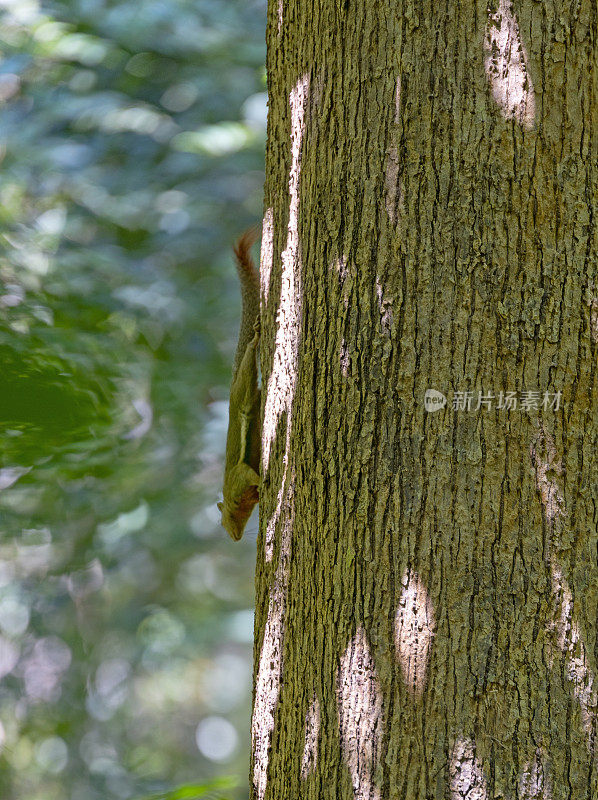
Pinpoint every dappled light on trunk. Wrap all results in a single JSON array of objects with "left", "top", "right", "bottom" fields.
[
  {"left": 449, "top": 738, "right": 488, "bottom": 800},
  {"left": 251, "top": 503, "right": 294, "bottom": 800},
  {"left": 394, "top": 570, "right": 436, "bottom": 695},
  {"left": 261, "top": 74, "right": 309, "bottom": 476},
  {"left": 337, "top": 627, "right": 383, "bottom": 800},
  {"left": 551, "top": 566, "right": 597, "bottom": 750},
  {"left": 301, "top": 694, "right": 321, "bottom": 779},
  {"left": 484, "top": 0, "right": 535, "bottom": 129},
  {"left": 519, "top": 751, "right": 552, "bottom": 800},
  {"left": 260, "top": 208, "right": 274, "bottom": 306}
]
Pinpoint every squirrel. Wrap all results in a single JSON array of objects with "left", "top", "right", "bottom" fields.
[{"left": 218, "top": 227, "right": 261, "bottom": 540}]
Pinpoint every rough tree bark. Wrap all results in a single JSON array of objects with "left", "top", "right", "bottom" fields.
[{"left": 251, "top": 0, "right": 597, "bottom": 796}]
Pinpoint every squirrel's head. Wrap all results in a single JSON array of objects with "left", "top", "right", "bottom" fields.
[{"left": 218, "top": 500, "right": 244, "bottom": 541}]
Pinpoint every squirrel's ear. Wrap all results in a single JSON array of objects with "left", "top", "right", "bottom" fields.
[{"left": 217, "top": 502, "right": 223, "bottom": 513}]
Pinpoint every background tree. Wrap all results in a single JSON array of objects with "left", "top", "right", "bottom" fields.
[{"left": 253, "top": 0, "right": 597, "bottom": 797}]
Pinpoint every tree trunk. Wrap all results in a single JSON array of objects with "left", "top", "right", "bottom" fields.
[{"left": 252, "top": 0, "right": 597, "bottom": 796}]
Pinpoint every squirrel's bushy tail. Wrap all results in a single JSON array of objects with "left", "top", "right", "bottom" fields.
[{"left": 232, "top": 227, "right": 260, "bottom": 376}]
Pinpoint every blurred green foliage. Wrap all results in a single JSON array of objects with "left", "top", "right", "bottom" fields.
[
  {"left": 134, "top": 775, "right": 239, "bottom": 800},
  {"left": 0, "top": 0, "right": 266, "bottom": 798}
]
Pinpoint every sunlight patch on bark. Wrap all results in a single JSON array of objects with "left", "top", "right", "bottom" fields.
[
  {"left": 277, "top": 0, "right": 283, "bottom": 35},
  {"left": 550, "top": 565, "right": 597, "bottom": 749},
  {"left": 394, "top": 75, "right": 401, "bottom": 123},
  {"left": 530, "top": 428, "right": 564, "bottom": 526},
  {"left": 340, "top": 340, "right": 350, "bottom": 377},
  {"left": 301, "top": 694, "right": 320, "bottom": 778},
  {"left": 252, "top": 502, "right": 294, "bottom": 798},
  {"left": 265, "top": 480, "right": 285, "bottom": 562},
  {"left": 337, "top": 627, "right": 383, "bottom": 800},
  {"left": 589, "top": 294, "right": 598, "bottom": 343},
  {"left": 519, "top": 750, "right": 552, "bottom": 799},
  {"left": 264, "top": 465, "right": 295, "bottom": 562},
  {"left": 394, "top": 570, "right": 436, "bottom": 694},
  {"left": 260, "top": 208, "right": 274, "bottom": 306},
  {"left": 450, "top": 737, "right": 489, "bottom": 800},
  {"left": 376, "top": 277, "right": 393, "bottom": 334},
  {"left": 262, "top": 74, "right": 309, "bottom": 475},
  {"left": 335, "top": 255, "right": 349, "bottom": 308},
  {"left": 483, "top": 0, "right": 535, "bottom": 129},
  {"left": 252, "top": 584, "right": 284, "bottom": 800},
  {"left": 384, "top": 145, "right": 403, "bottom": 226},
  {"left": 530, "top": 429, "right": 597, "bottom": 749},
  {"left": 335, "top": 255, "right": 347, "bottom": 281}
]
